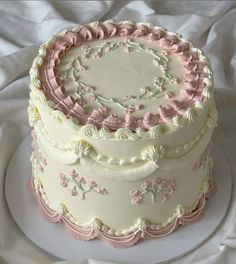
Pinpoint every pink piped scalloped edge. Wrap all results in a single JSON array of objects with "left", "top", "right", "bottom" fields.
[
  {"left": 39, "top": 21, "right": 210, "bottom": 131},
  {"left": 27, "top": 173, "right": 216, "bottom": 248}
]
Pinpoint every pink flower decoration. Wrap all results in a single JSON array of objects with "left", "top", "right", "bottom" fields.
[
  {"left": 157, "top": 178, "right": 163, "bottom": 184},
  {"left": 75, "top": 175, "right": 80, "bottom": 182},
  {"left": 39, "top": 165, "right": 44, "bottom": 173},
  {"left": 129, "top": 189, "right": 139, "bottom": 197},
  {"left": 70, "top": 169, "right": 77, "bottom": 177},
  {"left": 59, "top": 173, "right": 68, "bottom": 187},
  {"left": 165, "top": 91, "right": 174, "bottom": 99},
  {"left": 193, "top": 144, "right": 213, "bottom": 171},
  {"left": 161, "top": 50, "right": 168, "bottom": 56},
  {"left": 141, "top": 182, "right": 148, "bottom": 190},
  {"left": 79, "top": 177, "right": 86, "bottom": 184},
  {"left": 97, "top": 187, "right": 108, "bottom": 194},
  {"left": 131, "top": 196, "right": 142, "bottom": 205},
  {"left": 89, "top": 180, "right": 98, "bottom": 188},
  {"left": 135, "top": 104, "right": 144, "bottom": 110},
  {"left": 31, "top": 130, "right": 37, "bottom": 140},
  {"left": 60, "top": 180, "right": 68, "bottom": 187},
  {"left": 58, "top": 170, "right": 108, "bottom": 198},
  {"left": 69, "top": 187, "right": 77, "bottom": 196},
  {"left": 42, "top": 158, "right": 47, "bottom": 166},
  {"left": 152, "top": 178, "right": 158, "bottom": 185},
  {"left": 141, "top": 181, "right": 152, "bottom": 190},
  {"left": 130, "top": 177, "right": 176, "bottom": 206},
  {"left": 162, "top": 179, "right": 167, "bottom": 186},
  {"left": 59, "top": 173, "right": 66, "bottom": 180},
  {"left": 206, "top": 143, "right": 213, "bottom": 155},
  {"left": 161, "top": 193, "right": 168, "bottom": 202}
]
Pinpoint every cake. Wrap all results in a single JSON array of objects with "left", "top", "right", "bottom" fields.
[{"left": 28, "top": 20, "right": 217, "bottom": 248}]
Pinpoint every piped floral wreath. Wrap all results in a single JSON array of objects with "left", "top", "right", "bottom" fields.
[{"left": 61, "top": 38, "right": 180, "bottom": 115}]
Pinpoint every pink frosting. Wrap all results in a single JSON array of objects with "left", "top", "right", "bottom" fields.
[
  {"left": 39, "top": 21, "right": 209, "bottom": 131},
  {"left": 27, "top": 172, "right": 216, "bottom": 248}
]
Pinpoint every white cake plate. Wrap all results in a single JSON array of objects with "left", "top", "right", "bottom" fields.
[{"left": 5, "top": 135, "right": 232, "bottom": 264}]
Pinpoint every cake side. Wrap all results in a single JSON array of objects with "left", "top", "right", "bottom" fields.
[{"left": 29, "top": 133, "right": 216, "bottom": 248}]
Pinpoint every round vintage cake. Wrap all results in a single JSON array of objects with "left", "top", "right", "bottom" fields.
[{"left": 28, "top": 20, "right": 217, "bottom": 248}]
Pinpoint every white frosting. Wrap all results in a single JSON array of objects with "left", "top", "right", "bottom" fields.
[
  {"left": 32, "top": 140, "right": 213, "bottom": 231},
  {"left": 58, "top": 37, "right": 185, "bottom": 117},
  {"left": 28, "top": 21, "right": 217, "bottom": 240}
]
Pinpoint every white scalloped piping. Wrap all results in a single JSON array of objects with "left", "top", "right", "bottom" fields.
[{"left": 29, "top": 103, "right": 217, "bottom": 170}]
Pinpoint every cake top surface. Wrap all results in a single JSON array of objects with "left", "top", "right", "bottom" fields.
[
  {"left": 33, "top": 21, "right": 213, "bottom": 132},
  {"left": 58, "top": 37, "right": 184, "bottom": 117}
]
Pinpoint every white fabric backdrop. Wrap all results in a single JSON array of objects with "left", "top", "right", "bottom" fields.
[{"left": 0, "top": 1, "right": 236, "bottom": 263}]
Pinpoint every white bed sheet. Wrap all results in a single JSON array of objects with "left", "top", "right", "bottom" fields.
[{"left": 0, "top": 1, "right": 236, "bottom": 263}]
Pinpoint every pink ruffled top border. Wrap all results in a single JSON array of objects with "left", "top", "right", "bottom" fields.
[{"left": 39, "top": 21, "right": 210, "bottom": 131}]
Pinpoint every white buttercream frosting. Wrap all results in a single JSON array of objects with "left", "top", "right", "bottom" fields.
[{"left": 28, "top": 21, "right": 217, "bottom": 247}]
